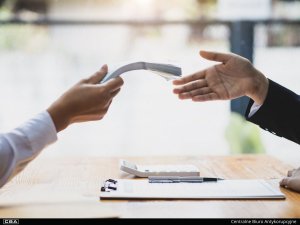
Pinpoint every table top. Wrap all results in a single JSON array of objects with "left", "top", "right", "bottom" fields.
[{"left": 0, "top": 154, "right": 299, "bottom": 218}]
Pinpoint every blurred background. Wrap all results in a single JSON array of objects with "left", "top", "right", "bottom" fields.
[{"left": 0, "top": 0, "right": 300, "bottom": 166}]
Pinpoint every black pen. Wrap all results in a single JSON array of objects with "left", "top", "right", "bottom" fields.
[{"left": 148, "top": 176, "right": 224, "bottom": 183}]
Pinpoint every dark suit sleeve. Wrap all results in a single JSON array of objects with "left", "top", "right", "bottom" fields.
[{"left": 245, "top": 79, "right": 300, "bottom": 144}]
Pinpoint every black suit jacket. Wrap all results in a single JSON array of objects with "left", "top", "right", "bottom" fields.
[{"left": 245, "top": 79, "right": 300, "bottom": 144}]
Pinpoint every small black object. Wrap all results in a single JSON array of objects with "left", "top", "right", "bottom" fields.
[
  {"left": 107, "top": 179, "right": 118, "bottom": 184},
  {"left": 107, "top": 186, "right": 117, "bottom": 190},
  {"left": 101, "top": 179, "right": 118, "bottom": 192},
  {"left": 101, "top": 186, "right": 106, "bottom": 192}
]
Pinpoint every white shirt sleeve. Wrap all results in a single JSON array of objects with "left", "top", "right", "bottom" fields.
[
  {"left": 248, "top": 102, "right": 262, "bottom": 118},
  {"left": 0, "top": 111, "right": 57, "bottom": 188}
]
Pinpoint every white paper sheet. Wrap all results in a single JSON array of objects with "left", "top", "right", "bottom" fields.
[{"left": 100, "top": 179, "right": 285, "bottom": 200}]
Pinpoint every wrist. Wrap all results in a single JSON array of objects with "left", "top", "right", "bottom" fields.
[
  {"left": 47, "top": 102, "right": 71, "bottom": 133},
  {"left": 246, "top": 70, "right": 269, "bottom": 105}
]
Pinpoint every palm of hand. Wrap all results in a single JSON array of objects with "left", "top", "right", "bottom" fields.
[{"left": 205, "top": 57, "right": 252, "bottom": 100}]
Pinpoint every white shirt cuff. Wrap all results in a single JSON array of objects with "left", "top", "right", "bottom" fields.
[
  {"left": 248, "top": 102, "right": 262, "bottom": 118},
  {"left": 19, "top": 111, "right": 58, "bottom": 152}
]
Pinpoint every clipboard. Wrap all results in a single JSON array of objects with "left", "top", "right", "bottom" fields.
[{"left": 99, "top": 179, "right": 285, "bottom": 200}]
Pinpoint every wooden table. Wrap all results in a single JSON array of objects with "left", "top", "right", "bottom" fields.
[{"left": 0, "top": 154, "right": 299, "bottom": 218}]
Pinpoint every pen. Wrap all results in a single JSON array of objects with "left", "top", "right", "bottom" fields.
[{"left": 148, "top": 176, "right": 224, "bottom": 183}]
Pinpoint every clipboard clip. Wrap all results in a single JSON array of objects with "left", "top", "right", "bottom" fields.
[{"left": 101, "top": 179, "right": 118, "bottom": 192}]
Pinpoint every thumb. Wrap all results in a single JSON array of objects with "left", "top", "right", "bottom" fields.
[
  {"left": 200, "top": 50, "right": 231, "bottom": 64},
  {"left": 87, "top": 64, "right": 108, "bottom": 84}
]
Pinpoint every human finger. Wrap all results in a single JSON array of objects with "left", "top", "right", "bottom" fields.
[
  {"left": 174, "top": 79, "right": 207, "bottom": 94},
  {"left": 87, "top": 65, "right": 108, "bottom": 84},
  {"left": 110, "top": 88, "right": 121, "bottom": 98},
  {"left": 200, "top": 50, "right": 231, "bottom": 64},
  {"left": 280, "top": 177, "right": 300, "bottom": 193},
  {"left": 173, "top": 70, "right": 206, "bottom": 86},
  {"left": 288, "top": 169, "right": 296, "bottom": 177},
  {"left": 103, "top": 77, "right": 124, "bottom": 92}
]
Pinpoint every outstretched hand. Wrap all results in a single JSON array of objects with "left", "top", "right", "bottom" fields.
[
  {"left": 47, "top": 65, "right": 124, "bottom": 132},
  {"left": 173, "top": 51, "right": 269, "bottom": 105}
]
